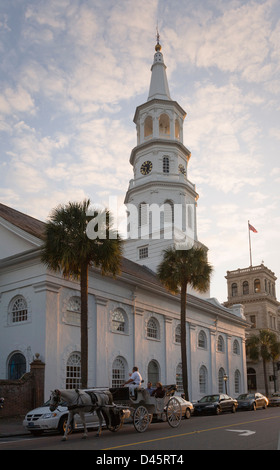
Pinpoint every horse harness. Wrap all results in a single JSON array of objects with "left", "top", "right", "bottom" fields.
[{"left": 67, "top": 389, "right": 113, "bottom": 412}]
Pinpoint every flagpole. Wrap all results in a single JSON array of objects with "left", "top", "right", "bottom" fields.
[{"left": 248, "top": 220, "right": 252, "bottom": 266}]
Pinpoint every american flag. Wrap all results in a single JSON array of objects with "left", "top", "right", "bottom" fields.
[{"left": 248, "top": 223, "right": 258, "bottom": 233}]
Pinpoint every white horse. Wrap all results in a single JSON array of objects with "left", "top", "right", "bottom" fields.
[{"left": 49, "top": 389, "right": 113, "bottom": 440}]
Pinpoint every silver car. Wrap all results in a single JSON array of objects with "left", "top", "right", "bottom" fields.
[
  {"left": 269, "top": 392, "right": 280, "bottom": 407},
  {"left": 23, "top": 399, "right": 104, "bottom": 436}
]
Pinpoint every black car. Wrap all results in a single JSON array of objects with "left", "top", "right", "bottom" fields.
[
  {"left": 236, "top": 393, "right": 269, "bottom": 411},
  {"left": 193, "top": 394, "right": 237, "bottom": 415}
]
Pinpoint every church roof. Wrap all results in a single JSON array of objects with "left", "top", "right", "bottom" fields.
[
  {"left": 0, "top": 203, "right": 46, "bottom": 240},
  {"left": 0, "top": 202, "right": 163, "bottom": 288}
]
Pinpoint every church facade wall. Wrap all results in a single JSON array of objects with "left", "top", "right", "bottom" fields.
[{"left": 0, "top": 251, "right": 247, "bottom": 403}]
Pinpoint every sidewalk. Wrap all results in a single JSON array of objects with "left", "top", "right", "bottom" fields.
[{"left": 0, "top": 416, "right": 29, "bottom": 438}]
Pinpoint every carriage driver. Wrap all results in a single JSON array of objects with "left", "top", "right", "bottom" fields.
[{"left": 122, "top": 366, "right": 143, "bottom": 397}]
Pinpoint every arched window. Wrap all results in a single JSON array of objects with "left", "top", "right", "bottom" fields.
[
  {"left": 218, "top": 368, "right": 226, "bottom": 393},
  {"left": 159, "top": 113, "right": 170, "bottom": 136},
  {"left": 112, "top": 356, "right": 127, "bottom": 388},
  {"left": 66, "top": 352, "right": 81, "bottom": 389},
  {"left": 254, "top": 279, "right": 261, "bottom": 293},
  {"left": 148, "top": 360, "right": 159, "bottom": 386},
  {"left": 112, "top": 308, "right": 127, "bottom": 333},
  {"left": 199, "top": 366, "right": 208, "bottom": 394},
  {"left": 234, "top": 370, "right": 241, "bottom": 394},
  {"left": 9, "top": 296, "right": 28, "bottom": 323},
  {"left": 147, "top": 317, "right": 160, "bottom": 339},
  {"left": 175, "top": 325, "right": 181, "bottom": 343},
  {"left": 139, "top": 202, "right": 148, "bottom": 227},
  {"left": 198, "top": 330, "right": 207, "bottom": 349},
  {"left": 231, "top": 283, "right": 238, "bottom": 297},
  {"left": 8, "top": 352, "right": 26, "bottom": 379},
  {"left": 187, "top": 205, "right": 193, "bottom": 229},
  {"left": 243, "top": 281, "right": 249, "bottom": 295},
  {"left": 163, "top": 156, "right": 170, "bottom": 173},
  {"left": 217, "top": 335, "right": 225, "bottom": 352},
  {"left": 233, "top": 339, "right": 240, "bottom": 355},
  {"left": 176, "top": 363, "right": 183, "bottom": 393},
  {"left": 144, "top": 116, "right": 153, "bottom": 138},
  {"left": 163, "top": 200, "right": 174, "bottom": 228}
]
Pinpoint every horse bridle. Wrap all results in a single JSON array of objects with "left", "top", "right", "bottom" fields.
[{"left": 50, "top": 389, "right": 61, "bottom": 409}]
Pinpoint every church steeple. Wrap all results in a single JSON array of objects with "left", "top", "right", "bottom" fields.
[
  {"left": 148, "top": 31, "right": 171, "bottom": 101},
  {"left": 123, "top": 36, "right": 208, "bottom": 298}
]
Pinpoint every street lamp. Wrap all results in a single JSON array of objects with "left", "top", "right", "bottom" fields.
[{"left": 223, "top": 374, "right": 228, "bottom": 394}]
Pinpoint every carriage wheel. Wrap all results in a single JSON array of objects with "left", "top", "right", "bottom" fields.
[
  {"left": 166, "top": 397, "right": 182, "bottom": 428},
  {"left": 133, "top": 406, "right": 150, "bottom": 433}
]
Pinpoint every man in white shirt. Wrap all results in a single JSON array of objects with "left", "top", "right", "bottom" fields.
[{"left": 122, "top": 366, "right": 143, "bottom": 397}]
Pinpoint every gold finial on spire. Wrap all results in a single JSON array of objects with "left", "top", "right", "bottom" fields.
[{"left": 155, "top": 24, "right": 162, "bottom": 52}]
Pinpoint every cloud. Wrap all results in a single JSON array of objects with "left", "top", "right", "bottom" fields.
[{"left": 0, "top": 86, "right": 35, "bottom": 115}]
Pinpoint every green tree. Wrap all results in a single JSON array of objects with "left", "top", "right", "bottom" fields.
[
  {"left": 41, "top": 199, "right": 122, "bottom": 388},
  {"left": 157, "top": 246, "right": 213, "bottom": 400},
  {"left": 246, "top": 329, "right": 280, "bottom": 396}
]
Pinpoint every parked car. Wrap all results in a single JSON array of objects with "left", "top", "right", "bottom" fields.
[
  {"left": 236, "top": 393, "right": 269, "bottom": 411},
  {"left": 268, "top": 392, "right": 280, "bottom": 407},
  {"left": 23, "top": 399, "right": 105, "bottom": 436},
  {"left": 193, "top": 394, "right": 237, "bottom": 415},
  {"left": 174, "top": 396, "right": 194, "bottom": 419}
]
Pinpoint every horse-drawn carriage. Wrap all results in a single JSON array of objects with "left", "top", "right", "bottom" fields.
[
  {"left": 109, "top": 384, "right": 182, "bottom": 433},
  {"left": 49, "top": 384, "right": 182, "bottom": 440}
]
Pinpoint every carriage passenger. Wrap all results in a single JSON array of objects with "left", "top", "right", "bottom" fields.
[{"left": 151, "top": 382, "right": 165, "bottom": 398}]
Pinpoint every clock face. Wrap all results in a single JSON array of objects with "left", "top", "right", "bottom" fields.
[
  {"left": 178, "top": 164, "right": 186, "bottom": 175},
  {"left": 140, "top": 160, "right": 153, "bottom": 175}
]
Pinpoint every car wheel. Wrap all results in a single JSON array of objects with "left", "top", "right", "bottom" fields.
[
  {"left": 58, "top": 415, "right": 73, "bottom": 435},
  {"left": 185, "top": 408, "right": 191, "bottom": 419}
]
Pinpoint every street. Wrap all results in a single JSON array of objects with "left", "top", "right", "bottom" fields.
[{"left": 1, "top": 407, "right": 280, "bottom": 452}]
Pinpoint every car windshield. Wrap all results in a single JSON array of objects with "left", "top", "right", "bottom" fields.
[
  {"left": 237, "top": 394, "right": 254, "bottom": 400},
  {"left": 272, "top": 393, "right": 280, "bottom": 397},
  {"left": 199, "top": 395, "right": 219, "bottom": 403}
]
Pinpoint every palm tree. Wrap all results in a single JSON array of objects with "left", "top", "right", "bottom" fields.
[
  {"left": 157, "top": 246, "right": 213, "bottom": 400},
  {"left": 41, "top": 199, "right": 123, "bottom": 388},
  {"left": 246, "top": 329, "right": 280, "bottom": 396}
]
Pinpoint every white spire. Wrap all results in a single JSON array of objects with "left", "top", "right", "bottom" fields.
[{"left": 147, "top": 32, "right": 171, "bottom": 101}]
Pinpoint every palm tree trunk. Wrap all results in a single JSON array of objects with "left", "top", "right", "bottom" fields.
[
  {"left": 262, "top": 357, "right": 269, "bottom": 397},
  {"left": 80, "top": 262, "right": 88, "bottom": 389},
  {"left": 180, "top": 281, "right": 189, "bottom": 401}
]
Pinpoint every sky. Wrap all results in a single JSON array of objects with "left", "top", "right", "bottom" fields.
[{"left": 0, "top": 0, "right": 280, "bottom": 303}]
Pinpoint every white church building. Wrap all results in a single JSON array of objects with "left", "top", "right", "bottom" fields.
[{"left": 0, "top": 38, "right": 248, "bottom": 402}]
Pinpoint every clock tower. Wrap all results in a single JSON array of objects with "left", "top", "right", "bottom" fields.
[{"left": 123, "top": 34, "right": 208, "bottom": 296}]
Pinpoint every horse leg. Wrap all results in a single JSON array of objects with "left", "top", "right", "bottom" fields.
[
  {"left": 79, "top": 411, "right": 88, "bottom": 439},
  {"left": 95, "top": 409, "right": 103, "bottom": 437},
  {"left": 62, "top": 411, "right": 73, "bottom": 441}
]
